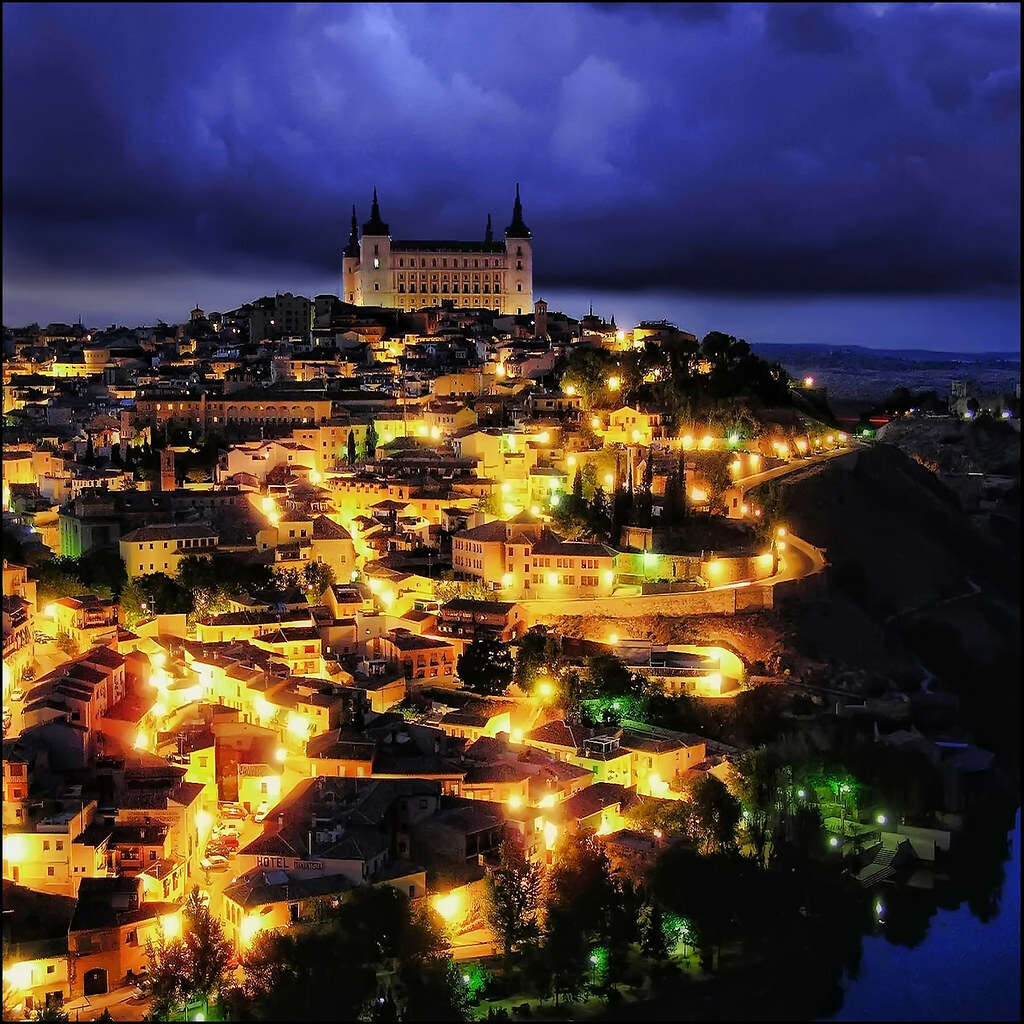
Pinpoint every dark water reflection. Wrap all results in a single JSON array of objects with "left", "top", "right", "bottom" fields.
[{"left": 829, "top": 808, "right": 1020, "bottom": 1021}]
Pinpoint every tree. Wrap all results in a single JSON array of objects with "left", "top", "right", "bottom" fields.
[
  {"left": 84, "top": 433, "right": 95, "bottom": 464},
  {"left": 363, "top": 420, "right": 379, "bottom": 462},
  {"left": 513, "top": 627, "right": 560, "bottom": 692},
  {"left": 55, "top": 630, "right": 78, "bottom": 656},
  {"left": 641, "top": 901, "right": 669, "bottom": 960},
  {"left": 180, "top": 886, "right": 232, "bottom": 1006},
  {"left": 32, "top": 1004, "right": 71, "bottom": 1022},
  {"left": 486, "top": 838, "right": 542, "bottom": 957},
  {"left": 457, "top": 634, "right": 515, "bottom": 695},
  {"left": 571, "top": 467, "right": 584, "bottom": 506},
  {"left": 302, "top": 560, "right": 335, "bottom": 602},
  {"left": 734, "top": 747, "right": 788, "bottom": 869},
  {"left": 347, "top": 429, "right": 357, "bottom": 466},
  {"left": 185, "top": 467, "right": 209, "bottom": 483},
  {"left": 687, "top": 774, "right": 741, "bottom": 855}
]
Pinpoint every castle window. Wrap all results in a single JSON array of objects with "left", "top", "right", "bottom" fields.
[
  {"left": 474, "top": 285, "right": 479, "bottom": 293},
  {"left": 422, "top": 259, "right": 427, "bottom": 268},
  {"left": 474, "top": 259, "right": 478, "bottom": 268},
  {"left": 517, "top": 283, "right": 522, "bottom": 292},
  {"left": 373, "top": 257, "right": 380, "bottom": 269},
  {"left": 398, "top": 284, "right": 405, "bottom": 293},
  {"left": 374, "top": 282, "right": 380, "bottom": 291},
  {"left": 463, "top": 259, "right": 469, "bottom": 268},
  {"left": 517, "top": 260, "right": 522, "bottom": 270},
  {"left": 374, "top": 244, "right": 379, "bottom": 255},
  {"left": 517, "top": 246, "right": 522, "bottom": 257},
  {"left": 442, "top": 283, "right": 448, "bottom": 293},
  {"left": 399, "top": 258, "right": 404, "bottom": 267},
  {"left": 483, "top": 284, "right": 490, "bottom": 293},
  {"left": 432, "top": 259, "right": 437, "bottom": 268}
]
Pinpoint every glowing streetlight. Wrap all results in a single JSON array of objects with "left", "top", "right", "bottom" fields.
[
  {"left": 607, "top": 375, "right": 620, "bottom": 391},
  {"left": 803, "top": 376, "right": 814, "bottom": 387}
]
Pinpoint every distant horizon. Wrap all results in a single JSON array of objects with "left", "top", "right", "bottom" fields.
[{"left": 3, "top": 284, "right": 1019, "bottom": 357}]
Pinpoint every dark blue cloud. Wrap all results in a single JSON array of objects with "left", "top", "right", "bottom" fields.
[{"left": 1, "top": 2, "right": 1019, "bottom": 331}]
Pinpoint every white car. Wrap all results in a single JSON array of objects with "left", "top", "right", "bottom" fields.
[
  {"left": 201, "top": 854, "right": 229, "bottom": 871},
  {"left": 253, "top": 801, "right": 270, "bottom": 823}
]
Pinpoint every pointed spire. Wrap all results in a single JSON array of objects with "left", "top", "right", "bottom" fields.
[
  {"left": 363, "top": 187, "right": 389, "bottom": 235},
  {"left": 505, "top": 182, "right": 530, "bottom": 238},
  {"left": 485, "top": 213, "right": 493, "bottom": 244},
  {"left": 344, "top": 204, "right": 360, "bottom": 258}
]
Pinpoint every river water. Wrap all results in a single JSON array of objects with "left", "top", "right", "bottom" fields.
[{"left": 829, "top": 808, "right": 1021, "bottom": 1021}]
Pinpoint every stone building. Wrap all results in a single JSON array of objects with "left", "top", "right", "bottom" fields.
[{"left": 342, "top": 186, "right": 533, "bottom": 315}]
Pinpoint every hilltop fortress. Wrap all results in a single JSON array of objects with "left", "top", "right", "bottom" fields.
[{"left": 341, "top": 185, "right": 533, "bottom": 316}]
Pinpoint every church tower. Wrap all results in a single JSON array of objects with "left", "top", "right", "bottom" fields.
[
  {"left": 341, "top": 205, "right": 361, "bottom": 305},
  {"left": 359, "top": 188, "right": 391, "bottom": 306},
  {"left": 504, "top": 183, "right": 533, "bottom": 315}
]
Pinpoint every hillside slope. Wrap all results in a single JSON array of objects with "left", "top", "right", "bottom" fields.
[{"left": 762, "top": 444, "right": 1017, "bottom": 617}]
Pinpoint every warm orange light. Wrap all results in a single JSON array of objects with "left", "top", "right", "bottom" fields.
[
  {"left": 690, "top": 487, "right": 707, "bottom": 502},
  {"left": 507, "top": 794, "right": 523, "bottom": 810},
  {"left": 433, "top": 891, "right": 463, "bottom": 923},
  {"left": 537, "top": 680, "right": 554, "bottom": 700}
]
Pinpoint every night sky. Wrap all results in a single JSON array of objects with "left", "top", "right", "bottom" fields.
[{"left": 2, "top": 3, "right": 1020, "bottom": 349}]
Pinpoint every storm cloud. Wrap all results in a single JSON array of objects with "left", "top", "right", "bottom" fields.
[{"left": 2, "top": 2, "right": 1019, "bottom": 329}]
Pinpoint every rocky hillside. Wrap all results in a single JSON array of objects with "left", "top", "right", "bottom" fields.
[{"left": 762, "top": 444, "right": 1018, "bottom": 617}]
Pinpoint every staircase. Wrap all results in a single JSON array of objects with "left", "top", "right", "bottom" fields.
[{"left": 855, "top": 840, "right": 905, "bottom": 887}]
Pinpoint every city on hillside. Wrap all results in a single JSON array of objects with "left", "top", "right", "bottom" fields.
[
  {"left": 2, "top": 4, "right": 1019, "bottom": 1023},
  {"left": 3, "top": 212, "right": 1019, "bottom": 1019}
]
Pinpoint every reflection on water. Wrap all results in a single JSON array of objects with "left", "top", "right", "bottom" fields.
[{"left": 829, "top": 807, "right": 1020, "bottom": 1021}]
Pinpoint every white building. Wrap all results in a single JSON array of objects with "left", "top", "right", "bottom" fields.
[{"left": 341, "top": 186, "right": 533, "bottom": 316}]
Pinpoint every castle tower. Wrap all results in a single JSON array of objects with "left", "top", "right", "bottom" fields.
[
  {"left": 534, "top": 298, "right": 549, "bottom": 341},
  {"left": 159, "top": 448, "right": 176, "bottom": 492},
  {"left": 504, "top": 183, "right": 533, "bottom": 315},
  {"left": 359, "top": 188, "right": 392, "bottom": 306},
  {"left": 341, "top": 205, "right": 361, "bottom": 305}
]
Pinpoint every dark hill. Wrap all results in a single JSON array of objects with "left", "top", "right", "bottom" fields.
[{"left": 761, "top": 444, "right": 1017, "bottom": 617}]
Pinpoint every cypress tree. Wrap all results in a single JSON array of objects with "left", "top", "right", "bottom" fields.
[{"left": 347, "top": 429, "right": 356, "bottom": 466}]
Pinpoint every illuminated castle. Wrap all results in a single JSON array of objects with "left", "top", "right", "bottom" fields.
[{"left": 341, "top": 185, "right": 533, "bottom": 316}]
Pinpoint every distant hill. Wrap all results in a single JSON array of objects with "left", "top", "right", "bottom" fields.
[
  {"left": 752, "top": 343, "right": 1019, "bottom": 364},
  {"left": 751, "top": 344, "right": 1020, "bottom": 403}
]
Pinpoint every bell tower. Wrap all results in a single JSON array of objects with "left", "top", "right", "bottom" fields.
[
  {"left": 341, "top": 205, "right": 361, "bottom": 305},
  {"left": 504, "top": 183, "right": 533, "bottom": 315},
  {"left": 359, "top": 188, "right": 392, "bottom": 306}
]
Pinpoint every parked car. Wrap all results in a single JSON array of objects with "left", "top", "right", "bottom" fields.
[
  {"left": 201, "top": 854, "right": 229, "bottom": 871},
  {"left": 253, "top": 801, "right": 270, "bottom": 823},
  {"left": 218, "top": 802, "right": 247, "bottom": 820},
  {"left": 215, "top": 834, "right": 239, "bottom": 852},
  {"left": 215, "top": 821, "right": 241, "bottom": 838}
]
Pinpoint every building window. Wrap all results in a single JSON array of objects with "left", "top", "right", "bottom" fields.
[
  {"left": 373, "top": 257, "right": 380, "bottom": 269},
  {"left": 374, "top": 283, "right": 380, "bottom": 291}
]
